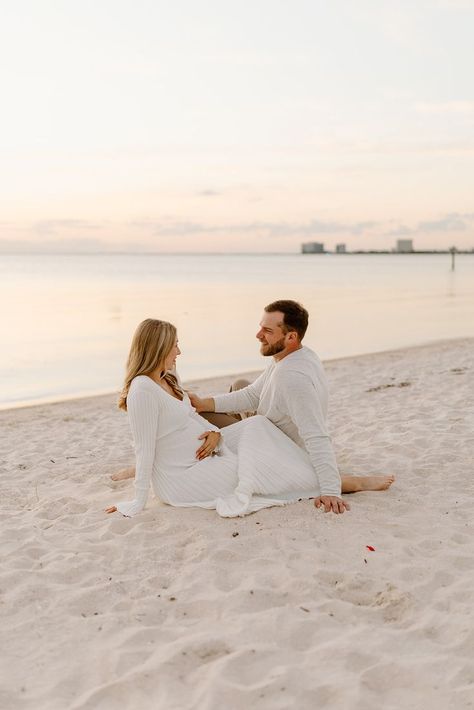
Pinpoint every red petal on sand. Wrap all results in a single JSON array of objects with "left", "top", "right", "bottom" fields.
[{"left": 366, "top": 545, "right": 376, "bottom": 551}]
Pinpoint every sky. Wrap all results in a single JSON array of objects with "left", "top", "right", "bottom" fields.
[{"left": 1, "top": 0, "right": 473, "bottom": 253}]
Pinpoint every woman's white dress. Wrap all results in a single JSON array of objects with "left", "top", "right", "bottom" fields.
[{"left": 116, "top": 375, "right": 321, "bottom": 518}]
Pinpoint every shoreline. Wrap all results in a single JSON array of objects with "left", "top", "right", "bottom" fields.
[{"left": 2, "top": 335, "right": 472, "bottom": 414}]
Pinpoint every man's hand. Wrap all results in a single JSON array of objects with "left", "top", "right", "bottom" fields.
[
  {"left": 314, "top": 496, "right": 350, "bottom": 514},
  {"left": 189, "top": 393, "right": 214, "bottom": 413},
  {"left": 196, "top": 431, "right": 221, "bottom": 459}
]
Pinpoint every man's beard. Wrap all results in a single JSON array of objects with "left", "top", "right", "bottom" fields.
[{"left": 260, "top": 336, "right": 286, "bottom": 357}]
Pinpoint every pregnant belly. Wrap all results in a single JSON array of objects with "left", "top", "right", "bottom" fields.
[{"left": 156, "top": 421, "right": 209, "bottom": 472}]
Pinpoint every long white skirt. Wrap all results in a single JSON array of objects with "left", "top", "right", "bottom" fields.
[{"left": 155, "top": 415, "right": 320, "bottom": 517}]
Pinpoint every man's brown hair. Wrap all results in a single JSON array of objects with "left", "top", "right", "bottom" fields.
[{"left": 264, "top": 300, "right": 309, "bottom": 340}]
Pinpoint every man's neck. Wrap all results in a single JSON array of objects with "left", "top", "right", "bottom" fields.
[{"left": 273, "top": 343, "right": 303, "bottom": 363}]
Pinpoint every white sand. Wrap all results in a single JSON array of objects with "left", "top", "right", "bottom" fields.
[{"left": 1, "top": 339, "right": 473, "bottom": 710}]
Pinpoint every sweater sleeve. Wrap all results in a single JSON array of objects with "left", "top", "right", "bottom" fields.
[
  {"left": 213, "top": 370, "right": 265, "bottom": 414},
  {"left": 278, "top": 370, "right": 341, "bottom": 497},
  {"left": 116, "top": 387, "right": 159, "bottom": 517}
]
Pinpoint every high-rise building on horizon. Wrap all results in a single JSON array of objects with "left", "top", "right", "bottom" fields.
[
  {"left": 396, "top": 239, "right": 414, "bottom": 253},
  {"left": 301, "top": 242, "right": 324, "bottom": 253}
]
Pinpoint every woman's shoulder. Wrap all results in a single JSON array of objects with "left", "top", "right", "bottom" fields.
[
  {"left": 129, "top": 375, "right": 158, "bottom": 396},
  {"left": 127, "top": 377, "right": 162, "bottom": 417}
]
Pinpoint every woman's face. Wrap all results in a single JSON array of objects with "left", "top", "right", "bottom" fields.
[{"left": 164, "top": 338, "right": 181, "bottom": 371}]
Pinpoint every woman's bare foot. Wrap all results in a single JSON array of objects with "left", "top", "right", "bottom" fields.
[
  {"left": 341, "top": 474, "right": 395, "bottom": 493},
  {"left": 110, "top": 466, "right": 135, "bottom": 481}
]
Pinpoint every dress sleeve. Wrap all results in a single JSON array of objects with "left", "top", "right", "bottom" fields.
[
  {"left": 116, "top": 387, "right": 159, "bottom": 517},
  {"left": 213, "top": 370, "right": 265, "bottom": 414},
  {"left": 278, "top": 370, "right": 341, "bottom": 497}
]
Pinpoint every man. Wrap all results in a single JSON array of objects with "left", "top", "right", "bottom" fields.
[{"left": 190, "top": 300, "right": 393, "bottom": 515}]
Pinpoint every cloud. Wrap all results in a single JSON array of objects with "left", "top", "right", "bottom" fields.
[
  {"left": 134, "top": 219, "right": 380, "bottom": 239},
  {"left": 414, "top": 101, "right": 474, "bottom": 114},
  {"left": 265, "top": 220, "right": 379, "bottom": 237},
  {"left": 196, "top": 190, "right": 221, "bottom": 197},
  {"left": 386, "top": 212, "right": 474, "bottom": 237},
  {"left": 385, "top": 225, "right": 416, "bottom": 237},
  {"left": 0, "top": 237, "right": 112, "bottom": 254},
  {"left": 313, "top": 138, "right": 474, "bottom": 156},
  {"left": 34, "top": 219, "right": 105, "bottom": 237},
  {"left": 435, "top": 0, "right": 474, "bottom": 10},
  {"left": 3, "top": 211, "right": 472, "bottom": 254},
  {"left": 418, "top": 213, "right": 474, "bottom": 232}
]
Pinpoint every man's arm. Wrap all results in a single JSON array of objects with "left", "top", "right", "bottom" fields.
[
  {"left": 279, "top": 371, "right": 342, "bottom": 501},
  {"left": 188, "top": 394, "right": 215, "bottom": 413},
  {"left": 192, "top": 370, "right": 267, "bottom": 415}
]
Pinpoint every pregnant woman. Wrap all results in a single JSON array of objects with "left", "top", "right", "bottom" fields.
[{"left": 106, "top": 318, "right": 332, "bottom": 518}]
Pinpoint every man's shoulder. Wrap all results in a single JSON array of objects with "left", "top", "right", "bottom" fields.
[
  {"left": 274, "top": 347, "right": 326, "bottom": 389},
  {"left": 275, "top": 363, "right": 311, "bottom": 386},
  {"left": 279, "top": 347, "right": 322, "bottom": 374}
]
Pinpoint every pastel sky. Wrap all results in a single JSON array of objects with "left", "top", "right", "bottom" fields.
[{"left": 1, "top": 0, "right": 473, "bottom": 253}]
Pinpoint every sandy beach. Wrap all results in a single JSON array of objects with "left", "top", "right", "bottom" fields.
[{"left": 1, "top": 338, "right": 473, "bottom": 710}]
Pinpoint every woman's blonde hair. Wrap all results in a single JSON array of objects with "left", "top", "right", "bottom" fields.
[{"left": 118, "top": 318, "right": 182, "bottom": 411}]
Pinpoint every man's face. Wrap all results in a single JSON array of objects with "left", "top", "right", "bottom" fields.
[{"left": 256, "top": 311, "right": 287, "bottom": 357}]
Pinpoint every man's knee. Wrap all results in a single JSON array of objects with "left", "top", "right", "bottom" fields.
[
  {"left": 200, "top": 411, "right": 239, "bottom": 428},
  {"left": 230, "top": 378, "right": 251, "bottom": 392}
]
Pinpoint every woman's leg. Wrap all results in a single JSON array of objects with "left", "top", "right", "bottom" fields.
[
  {"left": 110, "top": 466, "right": 135, "bottom": 481},
  {"left": 341, "top": 474, "right": 395, "bottom": 492}
]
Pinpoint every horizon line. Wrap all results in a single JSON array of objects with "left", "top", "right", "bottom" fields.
[{"left": 1, "top": 249, "right": 474, "bottom": 257}]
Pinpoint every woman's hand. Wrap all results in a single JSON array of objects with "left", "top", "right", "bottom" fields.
[
  {"left": 314, "top": 496, "right": 350, "bottom": 514},
  {"left": 105, "top": 506, "right": 117, "bottom": 514},
  {"left": 196, "top": 430, "right": 221, "bottom": 460}
]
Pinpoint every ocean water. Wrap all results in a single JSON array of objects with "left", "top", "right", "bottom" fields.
[{"left": 1, "top": 253, "right": 473, "bottom": 409}]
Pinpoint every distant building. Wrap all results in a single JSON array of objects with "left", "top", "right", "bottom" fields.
[
  {"left": 335, "top": 243, "right": 346, "bottom": 253},
  {"left": 396, "top": 239, "right": 414, "bottom": 253},
  {"left": 302, "top": 242, "right": 324, "bottom": 253}
]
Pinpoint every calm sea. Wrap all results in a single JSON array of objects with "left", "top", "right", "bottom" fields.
[{"left": 1, "top": 253, "right": 473, "bottom": 409}]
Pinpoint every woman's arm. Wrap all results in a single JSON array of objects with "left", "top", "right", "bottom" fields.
[
  {"left": 187, "top": 399, "right": 221, "bottom": 458},
  {"left": 115, "top": 387, "right": 159, "bottom": 517}
]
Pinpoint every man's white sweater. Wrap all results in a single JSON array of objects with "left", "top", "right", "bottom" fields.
[{"left": 213, "top": 346, "right": 341, "bottom": 497}]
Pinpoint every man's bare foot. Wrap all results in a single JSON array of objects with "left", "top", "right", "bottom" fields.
[
  {"left": 110, "top": 467, "right": 135, "bottom": 481},
  {"left": 341, "top": 475, "right": 395, "bottom": 493}
]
